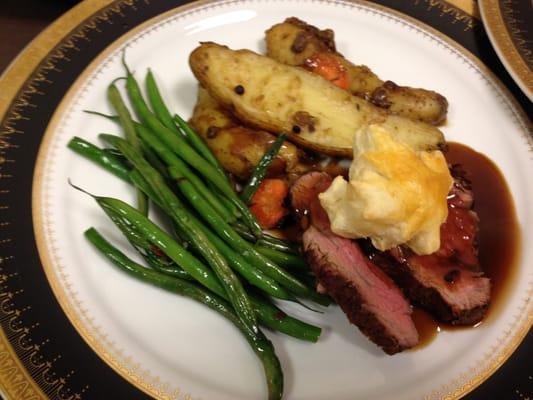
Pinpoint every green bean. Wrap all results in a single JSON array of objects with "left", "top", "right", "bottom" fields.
[
  {"left": 136, "top": 190, "right": 148, "bottom": 215},
  {"left": 123, "top": 71, "right": 262, "bottom": 237},
  {"left": 241, "top": 134, "right": 287, "bottom": 204},
  {"left": 84, "top": 109, "right": 120, "bottom": 122},
  {"left": 173, "top": 113, "right": 226, "bottom": 175},
  {"left": 104, "top": 205, "right": 192, "bottom": 280},
  {"left": 208, "top": 182, "right": 241, "bottom": 218},
  {"left": 144, "top": 70, "right": 178, "bottom": 132},
  {"left": 102, "top": 147, "right": 126, "bottom": 160},
  {"left": 140, "top": 141, "right": 169, "bottom": 179},
  {"left": 232, "top": 223, "right": 299, "bottom": 254},
  {"left": 107, "top": 84, "right": 148, "bottom": 215},
  {"left": 135, "top": 124, "right": 236, "bottom": 223},
  {"left": 85, "top": 227, "right": 283, "bottom": 400},
  {"left": 254, "top": 245, "right": 309, "bottom": 270},
  {"left": 256, "top": 237, "right": 299, "bottom": 254},
  {"left": 129, "top": 170, "right": 160, "bottom": 205},
  {"left": 107, "top": 84, "right": 141, "bottom": 149},
  {"left": 99, "top": 135, "right": 259, "bottom": 333},
  {"left": 67, "top": 137, "right": 130, "bottom": 182},
  {"left": 251, "top": 294, "right": 320, "bottom": 342}
]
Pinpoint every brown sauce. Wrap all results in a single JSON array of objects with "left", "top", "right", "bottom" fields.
[{"left": 412, "top": 141, "right": 520, "bottom": 348}]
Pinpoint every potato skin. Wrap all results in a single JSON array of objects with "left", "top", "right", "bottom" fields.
[
  {"left": 265, "top": 18, "right": 448, "bottom": 125},
  {"left": 189, "top": 87, "right": 301, "bottom": 180},
  {"left": 189, "top": 42, "right": 445, "bottom": 157},
  {"left": 265, "top": 18, "right": 382, "bottom": 97}
]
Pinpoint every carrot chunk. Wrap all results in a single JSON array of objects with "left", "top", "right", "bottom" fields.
[
  {"left": 249, "top": 179, "right": 289, "bottom": 229},
  {"left": 304, "top": 52, "right": 349, "bottom": 90}
]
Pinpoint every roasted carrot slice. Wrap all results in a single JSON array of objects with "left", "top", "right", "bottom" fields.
[
  {"left": 304, "top": 52, "right": 349, "bottom": 90},
  {"left": 249, "top": 179, "right": 289, "bottom": 229}
]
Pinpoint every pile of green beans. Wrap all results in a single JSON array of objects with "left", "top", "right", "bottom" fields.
[
  {"left": 85, "top": 228, "right": 282, "bottom": 400},
  {"left": 68, "top": 64, "right": 326, "bottom": 400}
]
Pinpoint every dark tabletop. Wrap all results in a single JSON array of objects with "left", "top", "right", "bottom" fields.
[{"left": 0, "top": 1, "right": 531, "bottom": 399}]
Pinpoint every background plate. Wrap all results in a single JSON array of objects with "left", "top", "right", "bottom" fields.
[{"left": 479, "top": 0, "right": 533, "bottom": 101}]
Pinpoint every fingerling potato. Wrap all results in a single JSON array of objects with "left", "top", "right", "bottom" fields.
[
  {"left": 190, "top": 86, "right": 301, "bottom": 180},
  {"left": 189, "top": 42, "right": 445, "bottom": 157},
  {"left": 265, "top": 18, "right": 448, "bottom": 125}
]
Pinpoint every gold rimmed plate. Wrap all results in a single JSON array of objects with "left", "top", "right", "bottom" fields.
[{"left": 479, "top": 0, "right": 533, "bottom": 101}]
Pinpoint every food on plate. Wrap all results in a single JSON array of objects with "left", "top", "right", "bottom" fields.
[
  {"left": 265, "top": 17, "right": 449, "bottom": 125},
  {"left": 67, "top": 18, "right": 516, "bottom": 400},
  {"left": 319, "top": 123, "right": 453, "bottom": 255},
  {"left": 70, "top": 65, "right": 335, "bottom": 400},
  {"left": 190, "top": 87, "right": 302, "bottom": 180},
  {"left": 368, "top": 166, "right": 491, "bottom": 325},
  {"left": 249, "top": 179, "right": 290, "bottom": 229},
  {"left": 292, "top": 172, "right": 419, "bottom": 354},
  {"left": 189, "top": 42, "right": 445, "bottom": 157}
]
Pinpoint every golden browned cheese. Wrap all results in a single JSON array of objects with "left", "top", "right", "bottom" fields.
[
  {"left": 265, "top": 18, "right": 448, "bottom": 125},
  {"left": 189, "top": 42, "right": 445, "bottom": 158},
  {"left": 189, "top": 87, "right": 301, "bottom": 180},
  {"left": 319, "top": 123, "right": 452, "bottom": 255}
]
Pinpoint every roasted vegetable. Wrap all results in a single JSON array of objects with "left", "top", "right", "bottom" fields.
[
  {"left": 189, "top": 42, "right": 445, "bottom": 157},
  {"left": 249, "top": 179, "right": 289, "bottom": 229},
  {"left": 241, "top": 134, "right": 287, "bottom": 204},
  {"left": 265, "top": 18, "right": 448, "bottom": 125},
  {"left": 190, "top": 87, "right": 301, "bottom": 180}
]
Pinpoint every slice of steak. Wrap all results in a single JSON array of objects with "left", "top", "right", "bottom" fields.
[
  {"left": 370, "top": 170, "right": 490, "bottom": 325},
  {"left": 372, "top": 248, "right": 490, "bottom": 325},
  {"left": 292, "top": 172, "right": 419, "bottom": 354},
  {"left": 290, "top": 171, "right": 332, "bottom": 232},
  {"left": 304, "top": 226, "right": 419, "bottom": 354}
]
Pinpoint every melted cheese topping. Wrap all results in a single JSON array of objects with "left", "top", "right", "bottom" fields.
[{"left": 319, "top": 123, "right": 453, "bottom": 255}]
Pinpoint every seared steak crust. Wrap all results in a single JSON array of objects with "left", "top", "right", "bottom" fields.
[
  {"left": 304, "top": 234, "right": 418, "bottom": 354},
  {"left": 371, "top": 251, "right": 489, "bottom": 325},
  {"left": 292, "top": 172, "right": 419, "bottom": 354}
]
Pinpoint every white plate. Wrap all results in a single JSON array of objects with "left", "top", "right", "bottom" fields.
[{"left": 33, "top": 1, "right": 533, "bottom": 399}]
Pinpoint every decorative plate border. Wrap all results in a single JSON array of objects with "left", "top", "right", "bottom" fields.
[
  {"left": 31, "top": 1, "right": 533, "bottom": 400},
  {"left": 479, "top": 0, "right": 533, "bottom": 101}
]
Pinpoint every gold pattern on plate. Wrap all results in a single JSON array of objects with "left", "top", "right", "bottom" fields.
[
  {"left": 0, "top": 269, "right": 89, "bottom": 400},
  {"left": 0, "top": 0, "right": 135, "bottom": 398},
  {"left": 0, "top": 0, "right": 530, "bottom": 399},
  {"left": 479, "top": 0, "right": 533, "bottom": 98},
  {"left": 443, "top": 0, "right": 479, "bottom": 18}
]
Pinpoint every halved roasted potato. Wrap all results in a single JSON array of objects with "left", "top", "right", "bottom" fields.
[
  {"left": 265, "top": 18, "right": 448, "bottom": 125},
  {"left": 189, "top": 42, "right": 445, "bottom": 158},
  {"left": 190, "top": 86, "right": 302, "bottom": 180}
]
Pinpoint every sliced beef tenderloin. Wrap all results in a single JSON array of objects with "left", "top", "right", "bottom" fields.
[
  {"left": 304, "top": 226, "right": 419, "bottom": 354},
  {"left": 292, "top": 172, "right": 419, "bottom": 354},
  {"left": 290, "top": 171, "right": 332, "bottom": 231},
  {"left": 371, "top": 249, "right": 490, "bottom": 325},
  {"left": 370, "top": 171, "right": 490, "bottom": 325}
]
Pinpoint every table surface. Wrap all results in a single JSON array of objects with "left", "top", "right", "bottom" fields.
[{"left": 0, "top": 1, "right": 531, "bottom": 400}]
